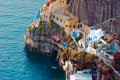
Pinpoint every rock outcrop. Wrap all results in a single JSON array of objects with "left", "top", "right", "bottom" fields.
[
  {"left": 24, "top": 21, "right": 65, "bottom": 55},
  {"left": 94, "top": 16, "right": 120, "bottom": 34}
]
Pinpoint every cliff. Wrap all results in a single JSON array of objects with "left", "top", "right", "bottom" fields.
[
  {"left": 94, "top": 16, "right": 120, "bottom": 34},
  {"left": 67, "top": 0, "right": 120, "bottom": 26},
  {"left": 24, "top": 21, "right": 65, "bottom": 55}
]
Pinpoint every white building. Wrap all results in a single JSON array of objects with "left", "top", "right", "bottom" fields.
[{"left": 70, "top": 71, "right": 92, "bottom": 80}]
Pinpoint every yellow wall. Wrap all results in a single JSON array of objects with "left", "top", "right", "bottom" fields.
[
  {"left": 52, "top": 12, "right": 80, "bottom": 34},
  {"left": 57, "top": 0, "right": 67, "bottom": 5},
  {"left": 41, "top": 10, "right": 52, "bottom": 23},
  {"left": 78, "top": 22, "right": 91, "bottom": 35}
]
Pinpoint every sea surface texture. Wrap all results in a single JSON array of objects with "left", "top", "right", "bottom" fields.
[{"left": 0, "top": 0, "right": 65, "bottom": 80}]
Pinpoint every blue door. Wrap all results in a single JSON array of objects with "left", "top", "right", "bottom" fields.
[{"left": 73, "top": 32, "right": 75, "bottom": 37}]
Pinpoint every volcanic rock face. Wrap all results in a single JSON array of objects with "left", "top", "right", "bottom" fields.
[
  {"left": 93, "top": 17, "right": 120, "bottom": 34},
  {"left": 68, "top": 0, "right": 120, "bottom": 26},
  {"left": 24, "top": 21, "right": 64, "bottom": 55}
]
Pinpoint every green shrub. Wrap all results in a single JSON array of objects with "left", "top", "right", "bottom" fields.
[
  {"left": 76, "top": 37, "right": 81, "bottom": 42},
  {"left": 27, "top": 27, "right": 35, "bottom": 32},
  {"left": 39, "top": 15, "right": 42, "bottom": 21},
  {"left": 61, "top": 27, "right": 64, "bottom": 32},
  {"left": 35, "top": 24, "right": 45, "bottom": 32},
  {"left": 50, "top": 20, "right": 60, "bottom": 29}
]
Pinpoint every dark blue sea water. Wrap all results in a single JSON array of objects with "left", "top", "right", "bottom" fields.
[{"left": 0, "top": 0, "right": 65, "bottom": 80}]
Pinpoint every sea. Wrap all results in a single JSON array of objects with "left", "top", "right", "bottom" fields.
[{"left": 0, "top": 0, "right": 65, "bottom": 80}]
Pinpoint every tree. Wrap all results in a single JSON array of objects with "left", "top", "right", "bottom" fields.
[
  {"left": 98, "top": 58, "right": 103, "bottom": 63},
  {"left": 69, "top": 41, "right": 75, "bottom": 46},
  {"left": 76, "top": 37, "right": 81, "bottom": 42},
  {"left": 65, "top": 35, "right": 70, "bottom": 39},
  {"left": 48, "top": 21, "right": 51, "bottom": 29}
]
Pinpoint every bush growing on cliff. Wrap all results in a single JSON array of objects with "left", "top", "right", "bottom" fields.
[
  {"left": 69, "top": 41, "right": 75, "bottom": 46},
  {"left": 27, "top": 27, "right": 35, "bottom": 32},
  {"left": 65, "top": 35, "right": 70, "bottom": 39},
  {"left": 48, "top": 21, "right": 52, "bottom": 29},
  {"left": 27, "top": 24, "right": 45, "bottom": 32},
  {"left": 61, "top": 52, "right": 68, "bottom": 62},
  {"left": 61, "top": 27, "right": 64, "bottom": 32},
  {"left": 50, "top": 20, "right": 60, "bottom": 29},
  {"left": 85, "top": 54, "right": 97, "bottom": 63},
  {"left": 98, "top": 58, "right": 103, "bottom": 63},
  {"left": 35, "top": 24, "right": 45, "bottom": 32},
  {"left": 39, "top": 15, "right": 42, "bottom": 21}
]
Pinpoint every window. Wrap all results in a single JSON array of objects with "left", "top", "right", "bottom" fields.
[
  {"left": 60, "top": 19, "right": 62, "bottom": 22},
  {"left": 80, "top": 24, "right": 82, "bottom": 27},
  {"left": 66, "top": 25, "right": 68, "bottom": 27},
  {"left": 53, "top": 15, "right": 55, "bottom": 19},
  {"left": 73, "top": 25, "right": 75, "bottom": 28},
  {"left": 56, "top": 17, "right": 58, "bottom": 20},
  {"left": 46, "top": 16, "right": 47, "bottom": 18},
  {"left": 44, "top": 15, "right": 45, "bottom": 17},
  {"left": 78, "top": 25, "right": 80, "bottom": 28},
  {"left": 64, "top": 21, "right": 65, "bottom": 23}
]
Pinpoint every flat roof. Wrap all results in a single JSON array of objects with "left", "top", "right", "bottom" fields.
[
  {"left": 70, "top": 72, "right": 92, "bottom": 80},
  {"left": 75, "top": 73, "right": 92, "bottom": 80},
  {"left": 52, "top": 35, "right": 60, "bottom": 41},
  {"left": 53, "top": 12, "right": 71, "bottom": 20}
]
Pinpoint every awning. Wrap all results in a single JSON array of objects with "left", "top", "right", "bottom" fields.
[{"left": 52, "top": 35, "right": 60, "bottom": 41}]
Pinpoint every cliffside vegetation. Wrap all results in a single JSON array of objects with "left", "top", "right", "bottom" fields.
[
  {"left": 60, "top": 47, "right": 98, "bottom": 70},
  {"left": 27, "top": 24, "right": 45, "bottom": 32},
  {"left": 48, "top": 20, "right": 60, "bottom": 29}
]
